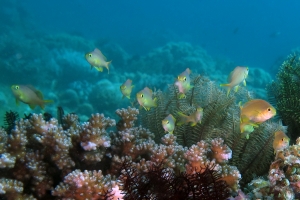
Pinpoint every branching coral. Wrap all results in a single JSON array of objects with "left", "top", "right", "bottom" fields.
[
  {"left": 0, "top": 111, "right": 120, "bottom": 199},
  {"left": 0, "top": 90, "right": 278, "bottom": 199},
  {"left": 52, "top": 169, "right": 116, "bottom": 199}
]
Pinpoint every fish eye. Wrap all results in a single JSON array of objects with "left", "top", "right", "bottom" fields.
[
  {"left": 281, "top": 138, "right": 284, "bottom": 141},
  {"left": 88, "top": 54, "right": 92, "bottom": 57},
  {"left": 166, "top": 121, "right": 169, "bottom": 124},
  {"left": 184, "top": 77, "right": 187, "bottom": 81},
  {"left": 140, "top": 94, "right": 144, "bottom": 98},
  {"left": 14, "top": 85, "right": 19, "bottom": 90},
  {"left": 267, "top": 108, "right": 271, "bottom": 112}
]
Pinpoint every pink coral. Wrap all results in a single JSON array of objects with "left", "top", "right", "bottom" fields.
[
  {"left": 210, "top": 138, "right": 232, "bottom": 163},
  {"left": 52, "top": 169, "right": 116, "bottom": 199}
]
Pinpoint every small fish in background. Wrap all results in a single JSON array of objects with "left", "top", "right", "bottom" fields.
[
  {"left": 220, "top": 66, "right": 249, "bottom": 96},
  {"left": 177, "top": 107, "right": 203, "bottom": 126},
  {"left": 162, "top": 114, "right": 176, "bottom": 134},
  {"left": 120, "top": 79, "right": 134, "bottom": 99},
  {"left": 11, "top": 85, "right": 53, "bottom": 109},
  {"left": 174, "top": 68, "right": 193, "bottom": 99},
  {"left": 85, "top": 48, "right": 111, "bottom": 74},
  {"left": 239, "top": 99, "right": 276, "bottom": 135},
  {"left": 273, "top": 131, "right": 289, "bottom": 154},
  {"left": 136, "top": 87, "right": 157, "bottom": 111}
]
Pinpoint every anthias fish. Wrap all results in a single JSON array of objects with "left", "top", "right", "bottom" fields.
[
  {"left": 162, "top": 114, "right": 176, "bottom": 134},
  {"left": 177, "top": 107, "right": 203, "bottom": 126},
  {"left": 136, "top": 87, "right": 157, "bottom": 111},
  {"left": 175, "top": 68, "right": 193, "bottom": 98},
  {"left": 120, "top": 79, "right": 134, "bottom": 99},
  {"left": 220, "top": 66, "right": 249, "bottom": 96},
  {"left": 11, "top": 85, "right": 53, "bottom": 109},
  {"left": 85, "top": 48, "right": 111, "bottom": 74}
]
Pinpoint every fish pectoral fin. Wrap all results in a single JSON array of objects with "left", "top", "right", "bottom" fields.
[
  {"left": 243, "top": 79, "right": 247, "bottom": 86},
  {"left": 153, "top": 97, "right": 158, "bottom": 107}
]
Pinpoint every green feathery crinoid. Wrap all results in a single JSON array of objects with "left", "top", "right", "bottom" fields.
[
  {"left": 267, "top": 54, "right": 300, "bottom": 143},
  {"left": 139, "top": 73, "right": 284, "bottom": 185}
]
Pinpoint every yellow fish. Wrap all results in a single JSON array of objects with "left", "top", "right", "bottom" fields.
[
  {"left": 177, "top": 107, "right": 203, "bottom": 126},
  {"left": 220, "top": 66, "right": 249, "bottom": 96},
  {"left": 273, "top": 131, "right": 289, "bottom": 154},
  {"left": 174, "top": 68, "right": 193, "bottom": 98},
  {"left": 162, "top": 114, "right": 176, "bottom": 134},
  {"left": 239, "top": 99, "right": 276, "bottom": 134},
  {"left": 11, "top": 85, "right": 53, "bottom": 109},
  {"left": 136, "top": 87, "right": 157, "bottom": 111},
  {"left": 85, "top": 48, "right": 111, "bottom": 74},
  {"left": 120, "top": 79, "right": 134, "bottom": 99}
]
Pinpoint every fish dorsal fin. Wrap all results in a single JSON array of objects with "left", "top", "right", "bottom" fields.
[
  {"left": 35, "top": 90, "right": 44, "bottom": 100},
  {"left": 94, "top": 48, "right": 107, "bottom": 61},
  {"left": 186, "top": 68, "right": 191, "bottom": 74},
  {"left": 26, "top": 85, "right": 37, "bottom": 92},
  {"left": 25, "top": 85, "right": 44, "bottom": 99},
  {"left": 144, "top": 87, "right": 153, "bottom": 95}
]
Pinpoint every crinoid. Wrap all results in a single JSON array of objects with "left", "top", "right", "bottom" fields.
[
  {"left": 267, "top": 54, "right": 300, "bottom": 143},
  {"left": 2, "top": 110, "right": 19, "bottom": 134},
  {"left": 118, "top": 160, "right": 230, "bottom": 200}
]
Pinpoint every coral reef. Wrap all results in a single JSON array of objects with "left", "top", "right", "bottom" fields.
[
  {"left": 267, "top": 54, "right": 300, "bottom": 143},
  {"left": 140, "top": 73, "right": 284, "bottom": 185},
  {"left": 243, "top": 136, "right": 300, "bottom": 199},
  {"left": 0, "top": 105, "right": 243, "bottom": 199}
]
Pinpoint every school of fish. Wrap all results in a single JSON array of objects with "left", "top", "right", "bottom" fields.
[{"left": 10, "top": 48, "right": 287, "bottom": 153}]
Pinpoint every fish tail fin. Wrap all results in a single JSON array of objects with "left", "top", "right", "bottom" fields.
[
  {"left": 177, "top": 112, "right": 187, "bottom": 126},
  {"left": 153, "top": 97, "right": 158, "bottom": 107},
  {"left": 106, "top": 60, "right": 112, "bottom": 74},
  {"left": 40, "top": 100, "right": 54, "bottom": 110},
  {"left": 44, "top": 99, "right": 54, "bottom": 104},
  {"left": 220, "top": 83, "right": 230, "bottom": 87}
]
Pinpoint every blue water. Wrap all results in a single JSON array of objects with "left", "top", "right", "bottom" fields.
[
  {"left": 1, "top": 0, "right": 300, "bottom": 122},
  {"left": 21, "top": 0, "right": 300, "bottom": 70}
]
